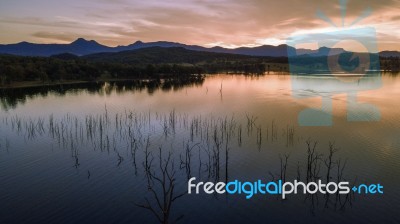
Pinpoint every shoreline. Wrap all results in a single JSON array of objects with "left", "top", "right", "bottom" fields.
[
  {"left": 0, "top": 77, "right": 200, "bottom": 90},
  {"left": 3, "top": 70, "right": 397, "bottom": 90},
  {"left": 0, "top": 73, "right": 267, "bottom": 90},
  {"left": 0, "top": 80, "right": 93, "bottom": 90}
]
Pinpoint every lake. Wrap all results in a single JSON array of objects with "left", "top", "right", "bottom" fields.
[{"left": 0, "top": 73, "right": 399, "bottom": 224}]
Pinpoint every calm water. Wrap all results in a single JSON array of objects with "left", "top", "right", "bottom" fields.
[{"left": 0, "top": 73, "right": 399, "bottom": 224}]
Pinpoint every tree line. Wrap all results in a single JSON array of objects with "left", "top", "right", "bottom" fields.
[
  {"left": 381, "top": 57, "right": 400, "bottom": 72},
  {"left": 0, "top": 55, "right": 208, "bottom": 85},
  {"left": 0, "top": 54, "right": 276, "bottom": 86}
]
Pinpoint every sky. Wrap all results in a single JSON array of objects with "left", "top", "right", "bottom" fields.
[{"left": 0, "top": 0, "right": 400, "bottom": 51}]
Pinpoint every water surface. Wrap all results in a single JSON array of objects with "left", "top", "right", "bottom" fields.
[{"left": 0, "top": 73, "right": 399, "bottom": 224}]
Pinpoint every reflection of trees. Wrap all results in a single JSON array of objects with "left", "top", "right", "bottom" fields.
[
  {"left": 272, "top": 140, "right": 355, "bottom": 214},
  {"left": 0, "top": 77, "right": 204, "bottom": 110}
]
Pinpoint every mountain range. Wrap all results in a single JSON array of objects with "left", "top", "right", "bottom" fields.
[{"left": 0, "top": 38, "right": 399, "bottom": 58}]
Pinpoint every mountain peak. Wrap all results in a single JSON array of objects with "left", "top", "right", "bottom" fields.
[
  {"left": 126, "top": 40, "right": 144, "bottom": 47},
  {"left": 72, "top": 38, "right": 87, "bottom": 43},
  {"left": 18, "top": 41, "right": 31, "bottom": 45},
  {"left": 71, "top": 38, "right": 98, "bottom": 45}
]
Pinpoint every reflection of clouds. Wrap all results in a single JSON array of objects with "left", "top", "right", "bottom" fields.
[{"left": 0, "top": 0, "right": 399, "bottom": 49}]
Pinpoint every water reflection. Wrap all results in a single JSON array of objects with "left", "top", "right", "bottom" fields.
[
  {"left": 0, "top": 106, "right": 357, "bottom": 223},
  {"left": 291, "top": 74, "right": 382, "bottom": 126},
  {"left": 0, "top": 73, "right": 399, "bottom": 223},
  {"left": 0, "top": 76, "right": 204, "bottom": 111}
]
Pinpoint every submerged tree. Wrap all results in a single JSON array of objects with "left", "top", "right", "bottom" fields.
[{"left": 136, "top": 148, "right": 186, "bottom": 224}]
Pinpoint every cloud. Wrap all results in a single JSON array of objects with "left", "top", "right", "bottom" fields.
[
  {"left": 0, "top": 0, "right": 400, "bottom": 50},
  {"left": 0, "top": 16, "right": 82, "bottom": 29},
  {"left": 32, "top": 31, "right": 80, "bottom": 42}
]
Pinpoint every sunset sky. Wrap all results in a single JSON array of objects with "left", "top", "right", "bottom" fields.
[{"left": 0, "top": 0, "right": 399, "bottom": 51}]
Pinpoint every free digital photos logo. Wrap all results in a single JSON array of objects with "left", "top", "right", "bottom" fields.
[
  {"left": 286, "top": 0, "right": 381, "bottom": 126},
  {"left": 188, "top": 178, "right": 383, "bottom": 199}
]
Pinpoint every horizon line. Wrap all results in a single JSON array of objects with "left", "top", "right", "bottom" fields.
[{"left": 0, "top": 37, "right": 398, "bottom": 52}]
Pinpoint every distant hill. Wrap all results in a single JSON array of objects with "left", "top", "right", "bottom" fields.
[
  {"left": 0, "top": 38, "right": 111, "bottom": 56},
  {"left": 0, "top": 38, "right": 398, "bottom": 58},
  {"left": 82, "top": 46, "right": 283, "bottom": 64},
  {"left": 0, "top": 38, "right": 296, "bottom": 57},
  {"left": 50, "top": 53, "right": 80, "bottom": 60}
]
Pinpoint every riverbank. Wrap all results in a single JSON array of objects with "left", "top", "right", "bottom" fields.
[
  {"left": 0, "top": 80, "right": 94, "bottom": 89},
  {"left": 0, "top": 76, "right": 203, "bottom": 90},
  {"left": 0, "top": 73, "right": 268, "bottom": 90}
]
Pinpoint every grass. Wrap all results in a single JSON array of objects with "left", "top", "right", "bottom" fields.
[{"left": 0, "top": 108, "right": 355, "bottom": 222}]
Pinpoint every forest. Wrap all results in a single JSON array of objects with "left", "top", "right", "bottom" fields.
[
  {"left": 0, "top": 48, "right": 283, "bottom": 86},
  {"left": 0, "top": 46, "right": 399, "bottom": 87}
]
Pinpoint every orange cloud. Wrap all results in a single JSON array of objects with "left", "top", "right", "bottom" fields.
[{"left": 0, "top": 0, "right": 399, "bottom": 50}]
